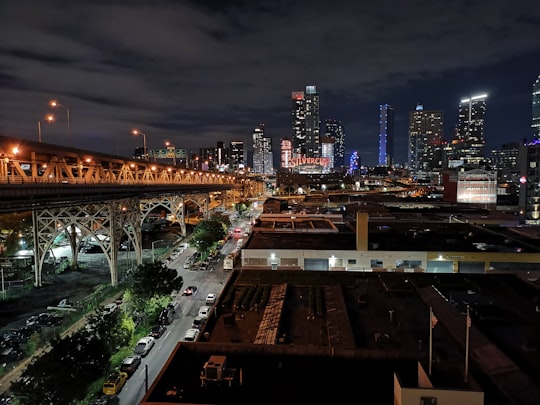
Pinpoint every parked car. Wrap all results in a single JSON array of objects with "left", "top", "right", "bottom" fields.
[
  {"left": 102, "top": 371, "right": 128, "bottom": 395},
  {"left": 206, "top": 293, "right": 217, "bottom": 305},
  {"left": 192, "top": 315, "right": 207, "bottom": 330},
  {"left": 198, "top": 305, "right": 212, "bottom": 318},
  {"left": 182, "top": 285, "right": 198, "bottom": 296},
  {"left": 102, "top": 303, "right": 118, "bottom": 315},
  {"left": 120, "top": 354, "right": 142, "bottom": 376},
  {"left": 149, "top": 324, "right": 167, "bottom": 339},
  {"left": 134, "top": 336, "right": 155, "bottom": 357},
  {"left": 183, "top": 328, "right": 200, "bottom": 342}
]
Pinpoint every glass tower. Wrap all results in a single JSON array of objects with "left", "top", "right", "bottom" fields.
[
  {"left": 378, "top": 104, "right": 394, "bottom": 166},
  {"left": 532, "top": 75, "right": 540, "bottom": 141},
  {"left": 408, "top": 103, "right": 443, "bottom": 179},
  {"left": 453, "top": 94, "right": 487, "bottom": 167}
]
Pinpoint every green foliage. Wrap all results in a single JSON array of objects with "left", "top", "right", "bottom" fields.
[
  {"left": 10, "top": 333, "right": 111, "bottom": 404},
  {"left": 210, "top": 211, "right": 231, "bottom": 229},
  {"left": 129, "top": 261, "right": 183, "bottom": 300},
  {"left": 23, "top": 331, "right": 41, "bottom": 357},
  {"left": 233, "top": 200, "right": 249, "bottom": 216},
  {"left": 191, "top": 220, "right": 226, "bottom": 253}
]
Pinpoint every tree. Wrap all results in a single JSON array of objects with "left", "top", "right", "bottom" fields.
[
  {"left": 191, "top": 220, "right": 226, "bottom": 253},
  {"left": 129, "top": 262, "right": 183, "bottom": 300},
  {"left": 233, "top": 200, "right": 249, "bottom": 217},
  {"left": 210, "top": 211, "right": 231, "bottom": 229}
]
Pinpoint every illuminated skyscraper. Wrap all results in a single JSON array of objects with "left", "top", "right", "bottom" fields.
[
  {"left": 280, "top": 137, "right": 293, "bottom": 169},
  {"left": 229, "top": 140, "right": 245, "bottom": 169},
  {"left": 324, "top": 119, "right": 345, "bottom": 169},
  {"left": 320, "top": 136, "right": 334, "bottom": 173},
  {"left": 452, "top": 94, "right": 487, "bottom": 167},
  {"left": 378, "top": 104, "right": 394, "bottom": 166},
  {"left": 408, "top": 103, "right": 443, "bottom": 179},
  {"left": 252, "top": 124, "right": 273, "bottom": 175},
  {"left": 532, "top": 75, "right": 540, "bottom": 141},
  {"left": 291, "top": 85, "right": 320, "bottom": 158}
]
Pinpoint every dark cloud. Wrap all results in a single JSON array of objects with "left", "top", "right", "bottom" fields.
[{"left": 0, "top": 0, "right": 539, "bottom": 164}]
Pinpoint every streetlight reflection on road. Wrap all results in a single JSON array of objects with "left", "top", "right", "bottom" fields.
[
  {"left": 132, "top": 129, "right": 148, "bottom": 160},
  {"left": 49, "top": 100, "right": 71, "bottom": 147}
]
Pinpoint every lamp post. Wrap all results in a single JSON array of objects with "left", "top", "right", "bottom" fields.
[
  {"left": 37, "top": 114, "right": 55, "bottom": 143},
  {"left": 165, "top": 141, "right": 176, "bottom": 165},
  {"left": 152, "top": 240, "right": 163, "bottom": 263},
  {"left": 50, "top": 100, "right": 70, "bottom": 147},
  {"left": 132, "top": 129, "right": 147, "bottom": 160}
]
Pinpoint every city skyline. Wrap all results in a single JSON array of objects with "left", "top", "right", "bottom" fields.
[{"left": 1, "top": 1, "right": 539, "bottom": 166}]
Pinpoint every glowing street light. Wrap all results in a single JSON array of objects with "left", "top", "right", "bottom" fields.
[
  {"left": 132, "top": 129, "right": 147, "bottom": 160},
  {"left": 37, "top": 114, "right": 55, "bottom": 143},
  {"left": 165, "top": 141, "right": 176, "bottom": 165},
  {"left": 49, "top": 100, "right": 71, "bottom": 147}
]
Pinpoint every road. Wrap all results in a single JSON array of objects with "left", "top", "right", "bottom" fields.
[{"left": 117, "top": 239, "right": 236, "bottom": 405}]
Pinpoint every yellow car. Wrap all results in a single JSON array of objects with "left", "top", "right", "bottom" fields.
[{"left": 102, "top": 371, "right": 128, "bottom": 395}]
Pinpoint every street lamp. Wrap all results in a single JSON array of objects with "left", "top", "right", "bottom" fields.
[
  {"left": 49, "top": 100, "right": 70, "bottom": 147},
  {"left": 165, "top": 141, "right": 176, "bottom": 165},
  {"left": 152, "top": 240, "right": 163, "bottom": 263},
  {"left": 132, "top": 129, "right": 147, "bottom": 160},
  {"left": 37, "top": 114, "right": 55, "bottom": 143}
]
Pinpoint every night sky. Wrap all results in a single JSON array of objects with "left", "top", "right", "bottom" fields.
[{"left": 1, "top": 0, "right": 539, "bottom": 166}]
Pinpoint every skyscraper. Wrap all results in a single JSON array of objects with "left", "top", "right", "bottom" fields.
[
  {"left": 452, "top": 94, "right": 487, "bottom": 167},
  {"left": 280, "top": 138, "right": 293, "bottom": 170},
  {"left": 378, "top": 104, "right": 394, "bottom": 166},
  {"left": 229, "top": 140, "right": 245, "bottom": 170},
  {"left": 408, "top": 103, "right": 444, "bottom": 179},
  {"left": 291, "top": 85, "right": 320, "bottom": 159},
  {"left": 252, "top": 124, "right": 273, "bottom": 175},
  {"left": 532, "top": 75, "right": 540, "bottom": 141},
  {"left": 320, "top": 136, "right": 334, "bottom": 173},
  {"left": 324, "top": 119, "right": 345, "bottom": 169}
]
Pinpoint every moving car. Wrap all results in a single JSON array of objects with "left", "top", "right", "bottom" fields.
[
  {"left": 182, "top": 286, "right": 198, "bottom": 296},
  {"left": 149, "top": 324, "right": 167, "bottom": 339},
  {"left": 183, "top": 328, "right": 200, "bottom": 342},
  {"left": 134, "top": 336, "right": 155, "bottom": 357},
  {"left": 206, "top": 293, "right": 217, "bottom": 305},
  {"left": 157, "top": 306, "right": 175, "bottom": 325},
  {"left": 102, "top": 371, "right": 128, "bottom": 395},
  {"left": 120, "top": 354, "right": 142, "bottom": 376}
]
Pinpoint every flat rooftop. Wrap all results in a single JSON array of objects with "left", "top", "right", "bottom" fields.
[{"left": 142, "top": 271, "right": 540, "bottom": 405}]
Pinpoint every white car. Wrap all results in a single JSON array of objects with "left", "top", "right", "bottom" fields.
[
  {"left": 134, "top": 336, "right": 155, "bottom": 357},
  {"left": 206, "top": 293, "right": 216, "bottom": 305},
  {"left": 198, "top": 305, "right": 212, "bottom": 318},
  {"left": 102, "top": 303, "right": 118, "bottom": 315},
  {"left": 183, "top": 328, "right": 200, "bottom": 342}
]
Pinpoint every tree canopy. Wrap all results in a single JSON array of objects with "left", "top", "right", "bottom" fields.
[{"left": 130, "top": 261, "right": 183, "bottom": 300}]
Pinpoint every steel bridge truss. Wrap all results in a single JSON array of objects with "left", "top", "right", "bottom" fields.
[
  {"left": 30, "top": 192, "right": 219, "bottom": 288},
  {"left": 32, "top": 198, "right": 142, "bottom": 287}
]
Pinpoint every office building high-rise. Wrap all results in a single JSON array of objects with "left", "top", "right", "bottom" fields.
[
  {"left": 452, "top": 94, "right": 487, "bottom": 167},
  {"left": 229, "top": 140, "right": 245, "bottom": 170},
  {"left": 252, "top": 124, "right": 273, "bottom": 175},
  {"left": 291, "top": 85, "right": 320, "bottom": 159},
  {"left": 408, "top": 103, "right": 444, "bottom": 179},
  {"left": 532, "top": 75, "right": 540, "bottom": 141},
  {"left": 280, "top": 138, "right": 293, "bottom": 170},
  {"left": 324, "top": 119, "right": 345, "bottom": 169},
  {"left": 320, "top": 136, "right": 334, "bottom": 173},
  {"left": 378, "top": 104, "right": 394, "bottom": 166}
]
